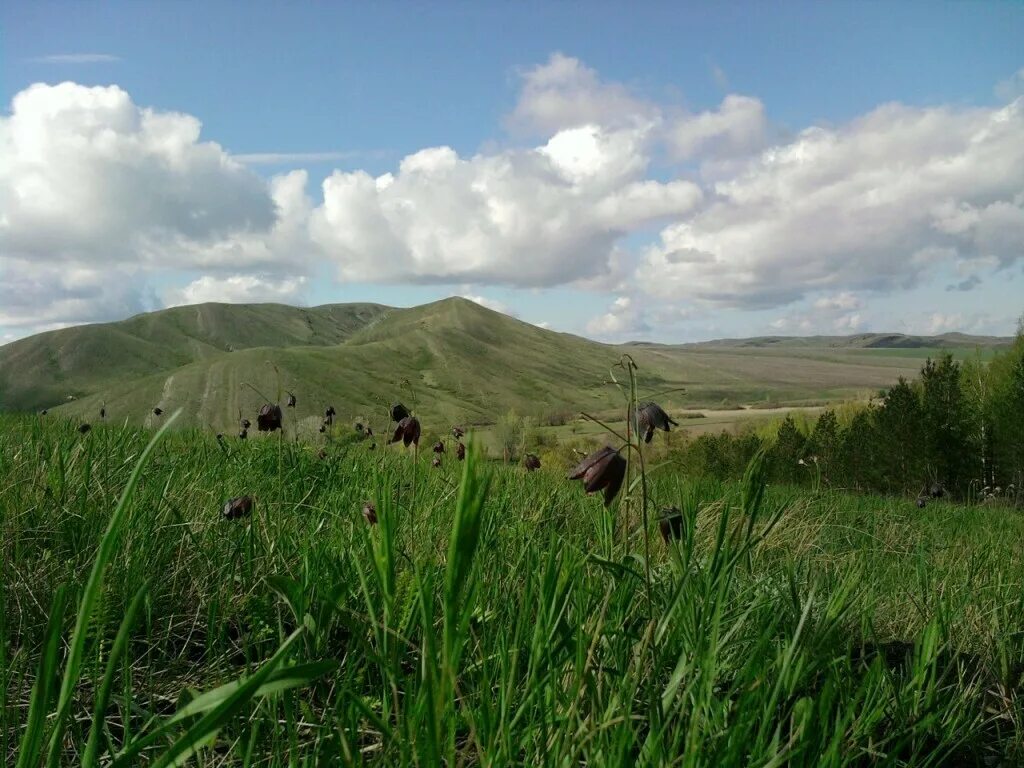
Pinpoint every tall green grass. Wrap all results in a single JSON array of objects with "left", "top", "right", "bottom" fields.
[{"left": 2, "top": 413, "right": 1023, "bottom": 765}]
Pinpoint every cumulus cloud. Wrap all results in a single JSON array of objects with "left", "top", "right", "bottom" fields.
[
  {"left": 460, "top": 294, "right": 517, "bottom": 316},
  {"left": 310, "top": 133, "right": 701, "bottom": 286},
  {"left": 639, "top": 96, "right": 1024, "bottom": 309},
  {"left": 586, "top": 296, "right": 650, "bottom": 337},
  {"left": 166, "top": 274, "right": 308, "bottom": 306}
]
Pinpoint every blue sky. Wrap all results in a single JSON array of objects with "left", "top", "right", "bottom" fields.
[{"left": 1, "top": 1, "right": 1022, "bottom": 342}]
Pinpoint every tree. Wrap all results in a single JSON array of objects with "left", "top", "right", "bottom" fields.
[
  {"left": 770, "top": 415, "right": 806, "bottom": 484},
  {"left": 806, "top": 409, "right": 840, "bottom": 486},
  {"left": 874, "top": 378, "right": 926, "bottom": 493},
  {"left": 920, "top": 355, "right": 976, "bottom": 493}
]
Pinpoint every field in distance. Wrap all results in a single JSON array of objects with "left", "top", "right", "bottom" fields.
[{"left": 0, "top": 297, "right": 1010, "bottom": 436}]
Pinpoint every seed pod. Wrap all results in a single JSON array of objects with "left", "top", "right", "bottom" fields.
[
  {"left": 78, "top": 423, "right": 91, "bottom": 435},
  {"left": 658, "top": 507, "right": 684, "bottom": 542},
  {"left": 635, "top": 402, "right": 678, "bottom": 443},
  {"left": 432, "top": 441, "right": 445, "bottom": 454},
  {"left": 153, "top": 407, "right": 163, "bottom": 416},
  {"left": 390, "top": 403, "right": 410, "bottom": 422},
  {"left": 456, "top": 442, "right": 466, "bottom": 461},
  {"left": 222, "top": 495, "right": 254, "bottom": 520},
  {"left": 568, "top": 445, "right": 626, "bottom": 506},
  {"left": 523, "top": 453, "right": 541, "bottom": 471},
  {"left": 390, "top": 416, "right": 421, "bottom": 447},
  {"left": 362, "top": 502, "right": 377, "bottom": 525},
  {"left": 432, "top": 457, "right": 442, "bottom": 468},
  {"left": 286, "top": 392, "right": 296, "bottom": 408},
  {"left": 257, "top": 403, "right": 283, "bottom": 432}
]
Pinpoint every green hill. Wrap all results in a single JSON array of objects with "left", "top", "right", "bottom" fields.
[{"left": 0, "top": 297, "right": 1010, "bottom": 433}]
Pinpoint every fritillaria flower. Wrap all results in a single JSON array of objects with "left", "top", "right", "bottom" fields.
[
  {"left": 286, "top": 392, "right": 296, "bottom": 408},
  {"left": 390, "top": 416, "right": 421, "bottom": 447},
  {"left": 456, "top": 442, "right": 466, "bottom": 461},
  {"left": 432, "top": 441, "right": 445, "bottom": 454},
  {"left": 257, "top": 403, "right": 283, "bottom": 432},
  {"left": 78, "top": 423, "right": 91, "bottom": 435},
  {"left": 658, "top": 507, "right": 684, "bottom": 543},
  {"left": 523, "top": 453, "right": 541, "bottom": 472},
  {"left": 452, "top": 426, "right": 465, "bottom": 439},
  {"left": 354, "top": 422, "right": 364, "bottom": 434},
  {"left": 222, "top": 495, "right": 254, "bottom": 520},
  {"left": 99, "top": 406, "right": 106, "bottom": 419},
  {"left": 391, "top": 403, "right": 410, "bottom": 422},
  {"left": 635, "top": 402, "right": 678, "bottom": 444},
  {"left": 432, "top": 457, "right": 442, "bottom": 468},
  {"left": 241, "top": 418, "right": 251, "bottom": 430},
  {"left": 568, "top": 446, "right": 626, "bottom": 506},
  {"left": 238, "top": 428, "right": 248, "bottom": 440},
  {"left": 153, "top": 407, "right": 163, "bottom": 416},
  {"left": 362, "top": 502, "right": 377, "bottom": 525}
]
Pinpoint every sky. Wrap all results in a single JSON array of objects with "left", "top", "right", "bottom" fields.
[{"left": 1, "top": 1, "right": 1023, "bottom": 344}]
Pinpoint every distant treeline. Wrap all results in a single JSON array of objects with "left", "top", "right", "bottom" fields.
[{"left": 667, "top": 324, "right": 1024, "bottom": 504}]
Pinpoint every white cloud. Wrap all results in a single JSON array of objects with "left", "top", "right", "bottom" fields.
[
  {"left": 310, "top": 132, "right": 701, "bottom": 286},
  {"left": 460, "top": 294, "right": 516, "bottom": 316},
  {"left": 586, "top": 296, "right": 650, "bottom": 337},
  {"left": 996, "top": 68, "right": 1024, "bottom": 101},
  {"left": 166, "top": 274, "right": 308, "bottom": 306},
  {"left": 666, "top": 94, "right": 767, "bottom": 161},
  {"left": 29, "top": 54, "right": 120, "bottom": 64},
  {"left": 813, "top": 292, "right": 862, "bottom": 311},
  {"left": 639, "top": 97, "right": 1024, "bottom": 309}
]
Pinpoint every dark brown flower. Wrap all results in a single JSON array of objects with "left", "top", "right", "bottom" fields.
[
  {"left": 390, "top": 416, "right": 421, "bottom": 447},
  {"left": 238, "top": 428, "right": 248, "bottom": 440},
  {"left": 432, "top": 440, "right": 445, "bottom": 454},
  {"left": 222, "top": 495, "right": 254, "bottom": 520},
  {"left": 368, "top": 442, "right": 377, "bottom": 450},
  {"left": 324, "top": 406, "right": 336, "bottom": 423},
  {"left": 216, "top": 433, "right": 225, "bottom": 442},
  {"left": 257, "top": 403, "right": 283, "bottom": 432},
  {"left": 319, "top": 421, "right": 327, "bottom": 434},
  {"left": 362, "top": 502, "right": 377, "bottom": 525},
  {"left": 286, "top": 392, "right": 297, "bottom": 408},
  {"left": 390, "top": 403, "right": 410, "bottom": 422},
  {"left": 658, "top": 507, "right": 684, "bottom": 543},
  {"left": 365, "top": 426, "right": 373, "bottom": 437},
  {"left": 432, "top": 457, "right": 442, "bottom": 468},
  {"left": 354, "top": 422, "right": 364, "bottom": 433},
  {"left": 916, "top": 497, "right": 927, "bottom": 509},
  {"left": 318, "top": 449, "right": 328, "bottom": 460},
  {"left": 40, "top": 409, "right": 48, "bottom": 416},
  {"left": 456, "top": 442, "right": 466, "bottom": 461},
  {"left": 241, "top": 418, "right": 251, "bottom": 429},
  {"left": 78, "top": 423, "right": 91, "bottom": 435},
  {"left": 635, "top": 402, "right": 678, "bottom": 444},
  {"left": 452, "top": 425, "right": 465, "bottom": 439},
  {"left": 523, "top": 453, "right": 541, "bottom": 472},
  {"left": 568, "top": 445, "right": 626, "bottom": 506},
  {"left": 99, "top": 407, "right": 106, "bottom": 419},
  {"left": 153, "top": 407, "right": 163, "bottom": 416}
]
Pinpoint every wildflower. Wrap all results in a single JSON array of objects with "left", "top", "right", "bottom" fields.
[
  {"left": 216, "top": 433, "right": 225, "bottom": 443},
  {"left": 929, "top": 482, "right": 944, "bottom": 499},
  {"left": 362, "top": 502, "right": 377, "bottom": 525},
  {"left": 432, "top": 457, "right": 442, "bottom": 468},
  {"left": 99, "top": 407, "right": 106, "bottom": 419},
  {"left": 319, "top": 421, "right": 328, "bottom": 434},
  {"left": 153, "top": 407, "right": 163, "bottom": 416},
  {"left": 523, "top": 453, "right": 541, "bottom": 471},
  {"left": 368, "top": 442, "right": 377, "bottom": 450},
  {"left": 432, "top": 440, "right": 445, "bottom": 454},
  {"left": 456, "top": 442, "right": 466, "bottom": 461},
  {"left": 241, "top": 418, "right": 251, "bottom": 429},
  {"left": 916, "top": 497, "right": 927, "bottom": 509},
  {"left": 390, "top": 416, "right": 421, "bottom": 447},
  {"left": 568, "top": 446, "right": 626, "bottom": 506},
  {"left": 355, "top": 422, "right": 364, "bottom": 433},
  {"left": 658, "top": 507, "right": 684, "bottom": 542},
  {"left": 318, "top": 449, "right": 327, "bottom": 460},
  {"left": 365, "top": 426, "right": 374, "bottom": 437},
  {"left": 40, "top": 409, "right": 48, "bottom": 416},
  {"left": 257, "top": 403, "right": 283, "bottom": 432},
  {"left": 286, "top": 392, "right": 297, "bottom": 408},
  {"left": 222, "top": 495, "right": 254, "bottom": 520},
  {"left": 452, "top": 426, "right": 465, "bottom": 439},
  {"left": 78, "top": 423, "right": 91, "bottom": 435},
  {"left": 238, "top": 428, "right": 248, "bottom": 440},
  {"left": 391, "top": 403, "right": 410, "bottom": 422},
  {"left": 635, "top": 402, "right": 678, "bottom": 443}
]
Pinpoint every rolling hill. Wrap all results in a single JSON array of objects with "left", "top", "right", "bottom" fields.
[{"left": 0, "top": 297, "right": 1010, "bottom": 433}]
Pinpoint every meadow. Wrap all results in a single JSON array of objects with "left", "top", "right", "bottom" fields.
[{"left": 3, "top": 409, "right": 1023, "bottom": 766}]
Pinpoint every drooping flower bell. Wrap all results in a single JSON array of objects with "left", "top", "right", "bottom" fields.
[
  {"left": 391, "top": 403, "right": 410, "bottom": 422},
  {"left": 658, "top": 506, "right": 684, "bottom": 542},
  {"left": 432, "top": 441, "right": 445, "bottom": 454},
  {"left": 523, "top": 453, "right": 541, "bottom": 472},
  {"left": 78, "top": 423, "right": 91, "bottom": 435},
  {"left": 456, "top": 442, "right": 466, "bottom": 461},
  {"left": 362, "top": 502, "right": 378, "bottom": 525},
  {"left": 153, "top": 407, "right": 163, "bottom": 416},
  {"left": 452, "top": 425, "right": 465, "bottom": 439},
  {"left": 222, "top": 495, "right": 254, "bottom": 520},
  {"left": 432, "top": 456, "right": 442, "bottom": 468},
  {"left": 286, "top": 392, "right": 297, "bottom": 408},
  {"left": 635, "top": 402, "right": 678, "bottom": 443},
  {"left": 390, "top": 415, "right": 421, "bottom": 447},
  {"left": 568, "top": 446, "right": 626, "bottom": 506},
  {"left": 257, "top": 403, "right": 283, "bottom": 432}
]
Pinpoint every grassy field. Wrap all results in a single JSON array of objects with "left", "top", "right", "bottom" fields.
[{"left": 3, "top": 412, "right": 1023, "bottom": 765}]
